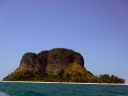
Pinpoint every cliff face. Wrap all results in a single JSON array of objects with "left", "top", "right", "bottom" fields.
[
  {"left": 3, "top": 48, "right": 125, "bottom": 83},
  {"left": 19, "top": 53, "right": 37, "bottom": 69},
  {"left": 19, "top": 48, "right": 84, "bottom": 73}
]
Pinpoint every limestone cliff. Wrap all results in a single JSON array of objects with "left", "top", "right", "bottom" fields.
[
  {"left": 3, "top": 48, "right": 125, "bottom": 83},
  {"left": 19, "top": 48, "right": 84, "bottom": 73}
]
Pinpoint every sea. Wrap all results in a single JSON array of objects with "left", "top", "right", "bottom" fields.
[{"left": 0, "top": 81, "right": 128, "bottom": 96}]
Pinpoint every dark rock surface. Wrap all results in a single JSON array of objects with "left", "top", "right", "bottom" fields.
[
  {"left": 19, "top": 52, "right": 37, "bottom": 68},
  {"left": 19, "top": 48, "right": 84, "bottom": 73},
  {"left": 34, "top": 50, "right": 49, "bottom": 71}
]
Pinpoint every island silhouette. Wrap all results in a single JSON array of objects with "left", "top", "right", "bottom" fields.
[{"left": 3, "top": 48, "right": 125, "bottom": 83}]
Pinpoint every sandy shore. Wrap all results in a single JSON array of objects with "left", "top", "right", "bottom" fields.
[{"left": 0, "top": 81, "right": 127, "bottom": 85}]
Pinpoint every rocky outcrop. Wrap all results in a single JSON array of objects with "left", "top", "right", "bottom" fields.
[
  {"left": 19, "top": 52, "right": 37, "bottom": 68},
  {"left": 19, "top": 48, "right": 84, "bottom": 73},
  {"left": 34, "top": 51, "right": 49, "bottom": 71}
]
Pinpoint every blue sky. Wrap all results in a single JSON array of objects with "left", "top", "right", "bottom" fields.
[{"left": 0, "top": 0, "right": 128, "bottom": 83}]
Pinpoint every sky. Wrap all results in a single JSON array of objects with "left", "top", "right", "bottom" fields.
[{"left": 0, "top": 0, "right": 128, "bottom": 83}]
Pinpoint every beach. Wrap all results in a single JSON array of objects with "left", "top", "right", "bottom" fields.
[{"left": 1, "top": 81, "right": 127, "bottom": 85}]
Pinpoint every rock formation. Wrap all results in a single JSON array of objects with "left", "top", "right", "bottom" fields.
[
  {"left": 19, "top": 48, "right": 84, "bottom": 73},
  {"left": 3, "top": 48, "right": 125, "bottom": 83},
  {"left": 19, "top": 53, "right": 37, "bottom": 68}
]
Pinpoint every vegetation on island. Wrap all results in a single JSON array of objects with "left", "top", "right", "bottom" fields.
[
  {"left": 3, "top": 48, "right": 125, "bottom": 83},
  {"left": 3, "top": 63, "right": 125, "bottom": 83}
]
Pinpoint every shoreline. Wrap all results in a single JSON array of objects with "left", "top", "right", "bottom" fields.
[{"left": 0, "top": 81, "right": 127, "bottom": 85}]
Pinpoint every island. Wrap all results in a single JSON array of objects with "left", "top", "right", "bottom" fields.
[{"left": 3, "top": 48, "right": 125, "bottom": 83}]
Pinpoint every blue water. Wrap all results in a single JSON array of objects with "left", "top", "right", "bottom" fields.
[{"left": 0, "top": 82, "right": 128, "bottom": 96}]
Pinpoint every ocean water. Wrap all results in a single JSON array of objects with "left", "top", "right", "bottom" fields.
[{"left": 0, "top": 82, "right": 128, "bottom": 96}]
